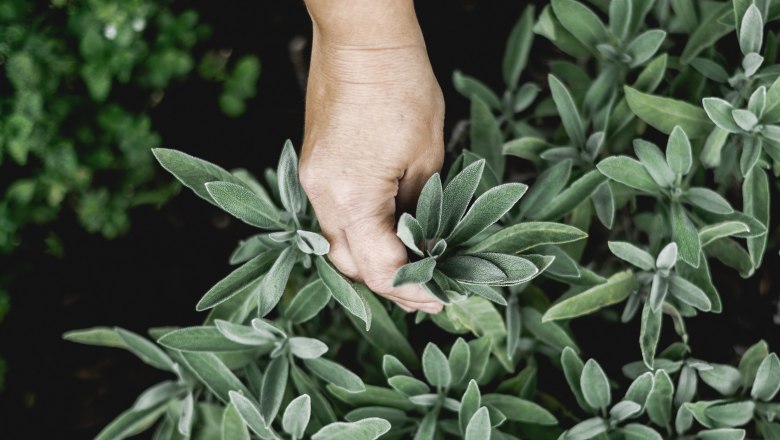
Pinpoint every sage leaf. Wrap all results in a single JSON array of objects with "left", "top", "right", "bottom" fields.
[
  {"left": 312, "top": 418, "right": 391, "bottom": 440},
  {"left": 416, "top": 173, "right": 443, "bottom": 239},
  {"left": 257, "top": 246, "right": 297, "bottom": 317},
  {"left": 63, "top": 327, "right": 127, "bottom": 349},
  {"left": 551, "top": 0, "right": 608, "bottom": 49},
  {"left": 536, "top": 170, "right": 607, "bottom": 220},
  {"left": 206, "top": 181, "right": 284, "bottom": 230},
  {"left": 666, "top": 126, "right": 693, "bottom": 175},
  {"left": 388, "top": 375, "right": 429, "bottom": 396},
  {"left": 626, "top": 30, "right": 666, "bottom": 68},
  {"left": 749, "top": 86, "right": 767, "bottom": 118},
  {"left": 228, "top": 391, "right": 275, "bottom": 439},
  {"left": 422, "top": 343, "right": 452, "bottom": 388},
  {"left": 277, "top": 140, "right": 305, "bottom": 217},
  {"left": 591, "top": 181, "right": 614, "bottom": 229},
  {"left": 562, "top": 347, "right": 593, "bottom": 412},
  {"left": 454, "top": 70, "right": 501, "bottom": 110},
  {"left": 610, "top": 400, "right": 642, "bottom": 422},
  {"left": 751, "top": 353, "right": 780, "bottom": 401},
  {"left": 656, "top": 242, "right": 678, "bottom": 271},
  {"left": 260, "top": 355, "right": 288, "bottom": 425},
  {"left": 739, "top": 5, "right": 763, "bottom": 55},
  {"left": 699, "top": 364, "right": 742, "bottom": 396},
  {"left": 543, "top": 271, "right": 636, "bottom": 321},
  {"left": 503, "top": 5, "right": 535, "bottom": 90},
  {"left": 743, "top": 167, "right": 770, "bottom": 269},
  {"left": 152, "top": 148, "right": 247, "bottom": 207},
  {"left": 622, "top": 423, "right": 663, "bottom": 440},
  {"left": 464, "top": 407, "right": 490, "bottom": 440},
  {"left": 685, "top": 187, "right": 734, "bottom": 214},
  {"left": 581, "top": 359, "right": 611, "bottom": 409},
  {"left": 397, "top": 213, "right": 425, "bottom": 257},
  {"left": 646, "top": 370, "right": 674, "bottom": 427},
  {"left": 304, "top": 357, "right": 366, "bottom": 393},
  {"left": 316, "top": 256, "right": 371, "bottom": 331},
  {"left": 471, "top": 97, "right": 505, "bottom": 176},
  {"left": 282, "top": 395, "right": 311, "bottom": 439},
  {"left": 115, "top": 328, "right": 174, "bottom": 372},
  {"left": 470, "top": 221, "right": 587, "bottom": 254},
  {"left": 625, "top": 86, "right": 712, "bottom": 138},
  {"left": 197, "top": 251, "right": 277, "bottom": 311},
  {"left": 518, "top": 159, "right": 572, "bottom": 218},
  {"left": 566, "top": 417, "right": 609, "bottom": 439},
  {"left": 624, "top": 372, "right": 654, "bottom": 408},
  {"left": 284, "top": 279, "right": 331, "bottom": 324},
  {"left": 289, "top": 337, "right": 329, "bottom": 359},
  {"left": 649, "top": 273, "right": 668, "bottom": 311},
  {"left": 608, "top": 242, "right": 655, "bottom": 271},
  {"left": 482, "top": 393, "right": 557, "bottom": 424},
  {"left": 94, "top": 404, "right": 167, "bottom": 440},
  {"left": 702, "top": 98, "right": 741, "bottom": 133},
  {"left": 523, "top": 307, "right": 579, "bottom": 352},
  {"left": 215, "top": 320, "right": 276, "bottom": 346},
  {"left": 222, "top": 403, "right": 250, "bottom": 440},
  {"left": 393, "top": 258, "right": 436, "bottom": 287},
  {"left": 671, "top": 203, "right": 701, "bottom": 267},
  {"left": 640, "top": 302, "right": 663, "bottom": 369},
  {"left": 448, "top": 183, "right": 528, "bottom": 245},
  {"left": 597, "top": 156, "right": 660, "bottom": 194},
  {"left": 177, "top": 393, "right": 194, "bottom": 437},
  {"left": 704, "top": 401, "right": 755, "bottom": 427},
  {"left": 296, "top": 230, "right": 330, "bottom": 256},
  {"left": 440, "top": 160, "right": 485, "bottom": 237},
  {"left": 180, "top": 352, "right": 251, "bottom": 403},
  {"left": 548, "top": 74, "right": 586, "bottom": 147},
  {"left": 158, "top": 326, "right": 256, "bottom": 352},
  {"left": 634, "top": 139, "right": 675, "bottom": 188},
  {"left": 449, "top": 338, "right": 471, "bottom": 386}
]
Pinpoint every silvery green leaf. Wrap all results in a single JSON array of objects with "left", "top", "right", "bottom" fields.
[
  {"left": 739, "top": 4, "right": 763, "bottom": 55},
  {"left": 222, "top": 403, "right": 250, "bottom": 440},
  {"left": 762, "top": 124, "right": 780, "bottom": 142},
  {"left": 699, "top": 364, "right": 741, "bottom": 396},
  {"left": 690, "top": 58, "right": 729, "bottom": 83},
  {"left": 743, "top": 167, "right": 770, "bottom": 269},
  {"left": 397, "top": 213, "right": 425, "bottom": 256},
  {"left": 763, "top": 75, "right": 780, "bottom": 122},
  {"left": 429, "top": 239, "right": 447, "bottom": 257},
  {"left": 251, "top": 318, "right": 287, "bottom": 338},
  {"left": 703, "top": 98, "right": 742, "bottom": 133},
  {"left": 422, "top": 343, "right": 452, "bottom": 388},
  {"left": 448, "top": 183, "right": 528, "bottom": 245},
  {"left": 471, "top": 221, "right": 587, "bottom": 254},
  {"left": 482, "top": 394, "right": 557, "bottom": 425},
  {"left": 197, "top": 251, "right": 277, "bottom": 311},
  {"left": 671, "top": 203, "right": 701, "bottom": 267},
  {"left": 548, "top": 74, "right": 586, "bottom": 147},
  {"left": 282, "top": 395, "right": 311, "bottom": 440},
  {"left": 621, "top": 291, "right": 641, "bottom": 323},
  {"left": 634, "top": 139, "right": 675, "bottom": 188},
  {"left": 471, "top": 97, "right": 505, "bottom": 176},
  {"left": 215, "top": 320, "right": 275, "bottom": 346},
  {"left": 741, "top": 136, "right": 762, "bottom": 177},
  {"left": 506, "top": 298, "right": 522, "bottom": 361},
  {"left": 624, "top": 372, "right": 654, "bottom": 408},
  {"left": 408, "top": 393, "right": 439, "bottom": 407},
  {"left": 295, "top": 230, "right": 330, "bottom": 255},
  {"left": 666, "top": 126, "right": 693, "bottom": 175},
  {"left": 609, "top": 0, "right": 631, "bottom": 39},
  {"left": 646, "top": 370, "right": 674, "bottom": 427},
  {"left": 674, "top": 365, "right": 697, "bottom": 406},
  {"left": 580, "top": 359, "right": 611, "bottom": 409},
  {"left": 393, "top": 258, "right": 436, "bottom": 287},
  {"left": 228, "top": 391, "right": 275, "bottom": 439},
  {"left": 561, "top": 346, "right": 593, "bottom": 413},
  {"left": 626, "top": 29, "right": 666, "bottom": 67},
  {"left": 63, "top": 327, "right": 127, "bottom": 348},
  {"left": 740, "top": 340, "right": 770, "bottom": 388},
  {"left": 133, "top": 381, "right": 183, "bottom": 411},
  {"left": 464, "top": 407, "right": 490, "bottom": 440},
  {"left": 284, "top": 279, "right": 331, "bottom": 324},
  {"left": 610, "top": 400, "right": 642, "bottom": 422},
  {"left": 257, "top": 246, "right": 297, "bottom": 317},
  {"left": 503, "top": 5, "right": 535, "bottom": 90},
  {"left": 565, "top": 417, "right": 609, "bottom": 440},
  {"left": 473, "top": 252, "right": 541, "bottom": 285},
  {"left": 625, "top": 86, "right": 712, "bottom": 139},
  {"left": 697, "top": 428, "right": 746, "bottom": 440},
  {"left": 460, "top": 380, "right": 481, "bottom": 435},
  {"left": 116, "top": 328, "right": 174, "bottom": 372},
  {"left": 260, "top": 355, "right": 289, "bottom": 425},
  {"left": 230, "top": 234, "right": 273, "bottom": 265},
  {"left": 649, "top": 273, "right": 668, "bottom": 312},
  {"left": 685, "top": 187, "right": 734, "bottom": 214},
  {"left": 416, "top": 174, "right": 443, "bottom": 239},
  {"left": 448, "top": 337, "right": 471, "bottom": 386},
  {"left": 751, "top": 353, "right": 780, "bottom": 401},
  {"left": 536, "top": 170, "right": 607, "bottom": 220},
  {"left": 94, "top": 405, "right": 168, "bottom": 440},
  {"left": 414, "top": 410, "right": 438, "bottom": 439},
  {"left": 277, "top": 140, "right": 305, "bottom": 217},
  {"left": 700, "top": 126, "right": 729, "bottom": 168},
  {"left": 316, "top": 256, "right": 371, "bottom": 331},
  {"left": 382, "top": 355, "right": 412, "bottom": 378},
  {"left": 640, "top": 302, "right": 663, "bottom": 369},
  {"left": 177, "top": 393, "right": 194, "bottom": 436},
  {"left": 519, "top": 159, "right": 572, "bottom": 218},
  {"left": 453, "top": 70, "right": 501, "bottom": 110},
  {"left": 705, "top": 237, "right": 754, "bottom": 278},
  {"left": 749, "top": 86, "right": 767, "bottom": 118},
  {"left": 676, "top": 405, "right": 694, "bottom": 436},
  {"left": 743, "top": 52, "right": 764, "bottom": 77},
  {"left": 622, "top": 423, "right": 663, "bottom": 440},
  {"left": 344, "top": 406, "right": 409, "bottom": 428},
  {"left": 440, "top": 160, "right": 485, "bottom": 237},
  {"left": 289, "top": 337, "right": 329, "bottom": 359},
  {"left": 732, "top": 109, "right": 758, "bottom": 132},
  {"left": 312, "top": 418, "right": 391, "bottom": 440},
  {"left": 704, "top": 401, "right": 755, "bottom": 427},
  {"left": 656, "top": 242, "right": 678, "bottom": 271},
  {"left": 439, "top": 255, "right": 507, "bottom": 284},
  {"left": 158, "top": 326, "right": 257, "bottom": 352},
  {"left": 523, "top": 307, "right": 579, "bottom": 353},
  {"left": 388, "top": 375, "right": 430, "bottom": 396},
  {"left": 152, "top": 148, "right": 248, "bottom": 208},
  {"left": 304, "top": 357, "right": 365, "bottom": 393},
  {"left": 180, "top": 352, "right": 251, "bottom": 403},
  {"left": 205, "top": 181, "right": 285, "bottom": 230},
  {"left": 542, "top": 271, "right": 636, "bottom": 321},
  {"left": 551, "top": 0, "right": 608, "bottom": 48},
  {"left": 584, "top": 65, "right": 619, "bottom": 113},
  {"left": 591, "top": 181, "right": 614, "bottom": 229},
  {"left": 513, "top": 82, "right": 540, "bottom": 112},
  {"left": 597, "top": 156, "right": 661, "bottom": 194},
  {"left": 608, "top": 241, "right": 654, "bottom": 271}
]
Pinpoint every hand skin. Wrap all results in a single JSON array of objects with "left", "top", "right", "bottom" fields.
[{"left": 299, "top": 0, "right": 445, "bottom": 313}]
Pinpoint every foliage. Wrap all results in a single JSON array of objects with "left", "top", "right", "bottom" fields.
[{"left": 67, "top": 1, "right": 780, "bottom": 439}]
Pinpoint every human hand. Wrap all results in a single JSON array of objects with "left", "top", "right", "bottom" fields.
[{"left": 299, "top": 1, "right": 445, "bottom": 313}]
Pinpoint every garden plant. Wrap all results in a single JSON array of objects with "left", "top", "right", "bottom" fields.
[{"left": 66, "top": 0, "right": 780, "bottom": 438}]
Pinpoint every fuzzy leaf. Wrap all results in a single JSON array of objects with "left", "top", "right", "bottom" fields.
[
  {"left": 685, "top": 187, "right": 734, "bottom": 214},
  {"left": 316, "top": 257, "right": 371, "bottom": 330},
  {"left": 626, "top": 30, "right": 666, "bottom": 67},
  {"left": 625, "top": 86, "right": 712, "bottom": 138},
  {"left": 608, "top": 242, "right": 655, "bottom": 271},
  {"left": 543, "top": 271, "right": 636, "bottom": 321},
  {"left": 671, "top": 203, "right": 701, "bottom": 267},
  {"left": 666, "top": 126, "right": 693, "bottom": 175},
  {"left": 440, "top": 160, "right": 486, "bottom": 237},
  {"left": 393, "top": 258, "right": 437, "bottom": 287},
  {"left": 597, "top": 156, "right": 660, "bottom": 194},
  {"left": 503, "top": 5, "right": 536, "bottom": 90},
  {"left": 548, "top": 74, "right": 586, "bottom": 147},
  {"left": 311, "top": 418, "right": 391, "bottom": 440},
  {"left": 206, "top": 182, "right": 284, "bottom": 230},
  {"left": 551, "top": 0, "right": 608, "bottom": 48},
  {"left": 305, "top": 357, "right": 366, "bottom": 393},
  {"left": 448, "top": 183, "right": 528, "bottom": 245},
  {"left": 751, "top": 353, "right": 780, "bottom": 401},
  {"left": 634, "top": 139, "right": 675, "bottom": 188},
  {"left": 282, "top": 395, "right": 311, "bottom": 439}
]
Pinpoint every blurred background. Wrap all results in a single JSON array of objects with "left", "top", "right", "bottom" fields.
[{"left": 0, "top": 1, "right": 777, "bottom": 438}]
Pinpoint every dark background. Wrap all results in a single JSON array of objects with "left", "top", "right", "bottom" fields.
[{"left": 0, "top": 1, "right": 777, "bottom": 438}]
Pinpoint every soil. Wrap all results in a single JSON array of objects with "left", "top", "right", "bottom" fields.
[{"left": 0, "top": 1, "right": 777, "bottom": 438}]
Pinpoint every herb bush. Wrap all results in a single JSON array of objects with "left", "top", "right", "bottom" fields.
[{"left": 65, "top": 1, "right": 780, "bottom": 439}]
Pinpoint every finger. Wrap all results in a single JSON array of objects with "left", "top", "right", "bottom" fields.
[
  {"left": 395, "top": 298, "right": 443, "bottom": 314},
  {"left": 396, "top": 154, "right": 444, "bottom": 212},
  {"left": 345, "top": 213, "right": 436, "bottom": 305}
]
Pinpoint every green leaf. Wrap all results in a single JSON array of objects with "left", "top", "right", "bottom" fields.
[
  {"left": 460, "top": 380, "right": 481, "bottom": 435},
  {"left": 680, "top": 3, "right": 734, "bottom": 63},
  {"left": 449, "top": 338, "right": 471, "bottom": 386},
  {"left": 518, "top": 159, "right": 572, "bottom": 218},
  {"left": 132, "top": 381, "right": 182, "bottom": 411},
  {"left": 634, "top": 53, "right": 668, "bottom": 92},
  {"left": 697, "top": 429, "right": 746, "bottom": 440},
  {"left": 624, "top": 372, "right": 654, "bottom": 408},
  {"left": 215, "top": 320, "right": 276, "bottom": 346},
  {"left": 312, "top": 418, "right": 391, "bottom": 440},
  {"left": 668, "top": 274, "right": 712, "bottom": 311},
  {"left": 296, "top": 230, "right": 330, "bottom": 256},
  {"left": 282, "top": 395, "right": 311, "bottom": 439},
  {"left": 646, "top": 370, "right": 674, "bottom": 427},
  {"left": 739, "top": 5, "right": 763, "bottom": 55},
  {"left": 448, "top": 183, "right": 527, "bottom": 245},
  {"left": 152, "top": 148, "right": 247, "bottom": 208},
  {"left": 94, "top": 404, "right": 167, "bottom": 440},
  {"left": 705, "top": 401, "right": 755, "bottom": 427},
  {"left": 440, "top": 160, "right": 485, "bottom": 237},
  {"left": 591, "top": 181, "right": 615, "bottom": 229},
  {"left": 566, "top": 417, "right": 609, "bottom": 439},
  {"left": 383, "top": 355, "right": 412, "bottom": 378},
  {"left": 699, "top": 222, "right": 749, "bottom": 247},
  {"left": 259, "top": 355, "right": 288, "bottom": 425},
  {"left": 535, "top": 5, "right": 592, "bottom": 57},
  {"left": 609, "top": 0, "right": 631, "bottom": 39},
  {"left": 640, "top": 302, "right": 663, "bottom": 369},
  {"left": 304, "top": 357, "right": 365, "bottom": 393},
  {"left": 691, "top": 58, "right": 729, "bottom": 83},
  {"left": 739, "top": 340, "right": 770, "bottom": 388},
  {"left": 597, "top": 156, "right": 660, "bottom": 193},
  {"left": 751, "top": 353, "right": 780, "bottom": 401},
  {"left": 610, "top": 400, "right": 642, "bottom": 422},
  {"left": 222, "top": 403, "right": 250, "bottom": 440},
  {"left": 470, "top": 252, "right": 541, "bottom": 285},
  {"left": 158, "top": 326, "right": 256, "bottom": 352},
  {"left": 749, "top": 86, "right": 767, "bottom": 118},
  {"left": 685, "top": 187, "right": 734, "bottom": 214},
  {"left": 608, "top": 242, "right": 655, "bottom": 271},
  {"left": 743, "top": 167, "right": 770, "bottom": 269},
  {"left": 180, "top": 352, "right": 251, "bottom": 403},
  {"left": 551, "top": 0, "right": 608, "bottom": 48},
  {"left": 416, "top": 174, "right": 443, "bottom": 239},
  {"left": 257, "top": 247, "right": 297, "bottom": 317},
  {"left": 285, "top": 279, "right": 331, "bottom": 324},
  {"left": 454, "top": 71, "right": 502, "bottom": 110},
  {"left": 277, "top": 140, "right": 305, "bottom": 216},
  {"left": 63, "top": 327, "right": 127, "bottom": 349},
  {"left": 523, "top": 307, "right": 579, "bottom": 352},
  {"left": 197, "top": 251, "right": 277, "bottom": 311},
  {"left": 393, "top": 258, "right": 437, "bottom": 287},
  {"left": 206, "top": 182, "right": 284, "bottom": 230},
  {"left": 422, "top": 343, "right": 452, "bottom": 388},
  {"left": 626, "top": 30, "right": 666, "bottom": 68},
  {"left": 699, "top": 364, "right": 742, "bottom": 396},
  {"left": 388, "top": 375, "right": 429, "bottom": 396},
  {"left": 625, "top": 86, "right": 712, "bottom": 138},
  {"left": 634, "top": 139, "right": 675, "bottom": 188},
  {"left": 562, "top": 347, "right": 593, "bottom": 412},
  {"left": 581, "top": 359, "right": 611, "bottom": 409},
  {"left": 764, "top": 76, "right": 780, "bottom": 122},
  {"left": 464, "top": 407, "right": 490, "bottom": 440},
  {"left": 503, "top": 5, "right": 535, "bottom": 90},
  {"left": 228, "top": 391, "right": 275, "bottom": 438},
  {"left": 536, "top": 170, "right": 606, "bottom": 220},
  {"left": 671, "top": 203, "right": 701, "bottom": 267},
  {"left": 482, "top": 394, "right": 557, "bottom": 424},
  {"left": 666, "top": 126, "right": 693, "bottom": 175},
  {"left": 470, "top": 221, "right": 586, "bottom": 254},
  {"left": 115, "top": 328, "right": 174, "bottom": 372},
  {"left": 543, "top": 271, "right": 636, "bottom": 321},
  {"left": 397, "top": 213, "right": 425, "bottom": 256},
  {"left": 289, "top": 337, "right": 328, "bottom": 359},
  {"left": 702, "top": 98, "right": 741, "bottom": 133},
  {"left": 548, "top": 74, "right": 586, "bottom": 147},
  {"left": 471, "top": 98, "right": 505, "bottom": 177},
  {"left": 316, "top": 256, "right": 371, "bottom": 330},
  {"left": 622, "top": 423, "right": 663, "bottom": 440}
]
